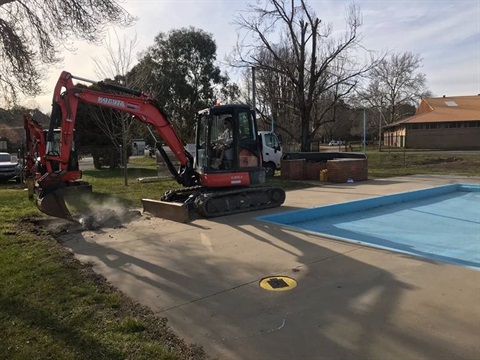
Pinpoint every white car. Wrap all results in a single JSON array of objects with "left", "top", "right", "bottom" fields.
[{"left": 328, "top": 140, "right": 342, "bottom": 146}]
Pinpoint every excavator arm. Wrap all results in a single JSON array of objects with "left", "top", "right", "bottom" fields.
[{"left": 23, "top": 113, "right": 46, "bottom": 180}]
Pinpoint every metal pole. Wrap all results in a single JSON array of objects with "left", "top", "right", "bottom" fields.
[
  {"left": 119, "top": 144, "right": 123, "bottom": 168},
  {"left": 378, "top": 107, "right": 382, "bottom": 151},
  {"left": 363, "top": 109, "right": 367, "bottom": 154},
  {"left": 122, "top": 116, "right": 128, "bottom": 186},
  {"left": 252, "top": 66, "right": 256, "bottom": 114}
]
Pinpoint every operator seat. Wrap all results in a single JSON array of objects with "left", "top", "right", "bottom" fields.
[{"left": 223, "top": 148, "right": 234, "bottom": 169}]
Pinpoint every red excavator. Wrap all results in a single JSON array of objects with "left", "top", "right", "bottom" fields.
[
  {"left": 23, "top": 113, "right": 46, "bottom": 182},
  {"left": 23, "top": 114, "right": 92, "bottom": 204},
  {"left": 29, "top": 71, "right": 285, "bottom": 222}
]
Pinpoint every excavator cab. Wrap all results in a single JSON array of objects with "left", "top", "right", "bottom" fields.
[
  {"left": 43, "top": 128, "right": 81, "bottom": 173},
  {"left": 143, "top": 104, "right": 283, "bottom": 221},
  {"left": 194, "top": 104, "right": 266, "bottom": 185}
]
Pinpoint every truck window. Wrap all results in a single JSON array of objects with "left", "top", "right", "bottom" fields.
[
  {"left": 264, "top": 133, "right": 278, "bottom": 148},
  {"left": 0, "top": 153, "right": 11, "bottom": 162}
]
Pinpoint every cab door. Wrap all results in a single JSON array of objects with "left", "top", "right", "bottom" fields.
[{"left": 260, "top": 131, "right": 282, "bottom": 169}]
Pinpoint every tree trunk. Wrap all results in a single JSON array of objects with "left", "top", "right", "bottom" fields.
[{"left": 300, "top": 116, "right": 311, "bottom": 152}]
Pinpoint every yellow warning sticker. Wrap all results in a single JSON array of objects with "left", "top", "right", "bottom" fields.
[{"left": 259, "top": 276, "right": 297, "bottom": 291}]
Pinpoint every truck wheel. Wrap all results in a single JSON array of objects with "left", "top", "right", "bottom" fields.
[{"left": 264, "top": 162, "right": 276, "bottom": 178}]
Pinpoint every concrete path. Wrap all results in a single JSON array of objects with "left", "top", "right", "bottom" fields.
[{"left": 59, "top": 175, "right": 480, "bottom": 359}]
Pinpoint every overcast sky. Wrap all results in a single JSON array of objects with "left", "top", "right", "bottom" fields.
[{"left": 25, "top": 0, "right": 480, "bottom": 112}]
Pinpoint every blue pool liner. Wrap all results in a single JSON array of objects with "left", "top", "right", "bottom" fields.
[{"left": 257, "top": 183, "right": 479, "bottom": 226}]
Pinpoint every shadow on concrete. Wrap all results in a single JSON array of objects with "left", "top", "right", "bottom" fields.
[{"left": 55, "top": 209, "right": 479, "bottom": 360}]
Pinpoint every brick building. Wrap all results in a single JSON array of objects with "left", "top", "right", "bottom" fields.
[{"left": 383, "top": 95, "right": 480, "bottom": 149}]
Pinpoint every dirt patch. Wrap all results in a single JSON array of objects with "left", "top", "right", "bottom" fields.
[
  {"left": 27, "top": 209, "right": 142, "bottom": 236},
  {"left": 79, "top": 208, "right": 142, "bottom": 230}
]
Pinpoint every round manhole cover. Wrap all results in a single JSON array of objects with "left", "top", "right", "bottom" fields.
[{"left": 259, "top": 276, "right": 297, "bottom": 291}]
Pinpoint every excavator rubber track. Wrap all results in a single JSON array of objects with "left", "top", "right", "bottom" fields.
[
  {"left": 143, "top": 185, "right": 285, "bottom": 221},
  {"left": 194, "top": 186, "right": 286, "bottom": 218}
]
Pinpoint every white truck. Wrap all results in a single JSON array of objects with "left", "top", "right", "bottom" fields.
[{"left": 259, "top": 131, "right": 283, "bottom": 177}]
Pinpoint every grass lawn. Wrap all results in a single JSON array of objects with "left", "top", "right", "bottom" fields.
[
  {"left": 0, "top": 185, "right": 207, "bottom": 359},
  {"left": 0, "top": 151, "right": 479, "bottom": 359},
  {"left": 366, "top": 150, "right": 480, "bottom": 178}
]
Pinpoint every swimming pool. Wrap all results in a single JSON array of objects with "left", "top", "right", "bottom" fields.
[{"left": 257, "top": 184, "right": 480, "bottom": 270}]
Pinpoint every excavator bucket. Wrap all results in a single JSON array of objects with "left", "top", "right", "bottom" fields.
[
  {"left": 37, "top": 184, "right": 93, "bottom": 222},
  {"left": 141, "top": 198, "right": 190, "bottom": 223}
]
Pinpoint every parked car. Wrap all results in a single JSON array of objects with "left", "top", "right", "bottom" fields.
[
  {"left": 0, "top": 152, "right": 23, "bottom": 183},
  {"left": 328, "top": 140, "right": 342, "bottom": 146}
]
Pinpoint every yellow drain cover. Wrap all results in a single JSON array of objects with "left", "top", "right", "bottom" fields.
[{"left": 259, "top": 276, "right": 297, "bottom": 291}]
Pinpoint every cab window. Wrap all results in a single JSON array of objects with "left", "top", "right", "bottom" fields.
[{"left": 238, "top": 111, "right": 255, "bottom": 141}]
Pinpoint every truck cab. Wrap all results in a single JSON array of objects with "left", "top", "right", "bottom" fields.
[{"left": 258, "top": 131, "right": 282, "bottom": 177}]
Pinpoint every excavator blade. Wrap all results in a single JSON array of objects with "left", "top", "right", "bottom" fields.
[
  {"left": 37, "top": 184, "right": 93, "bottom": 222},
  {"left": 141, "top": 198, "right": 190, "bottom": 223}
]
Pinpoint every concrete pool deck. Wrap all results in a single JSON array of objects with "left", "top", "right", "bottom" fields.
[{"left": 59, "top": 175, "right": 480, "bottom": 360}]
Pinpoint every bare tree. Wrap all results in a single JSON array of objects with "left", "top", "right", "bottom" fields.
[
  {"left": 0, "top": 123, "right": 21, "bottom": 145},
  {"left": 88, "top": 31, "right": 141, "bottom": 186},
  {"left": 0, "top": 0, "right": 135, "bottom": 106},
  {"left": 354, "top": 51, "right": 430, "bottom": 149},
  {"left": 93, "top": 32, "right": 141, "bottom": 86},
  {"left": 234, "top": 0, "right": 381, "bottom": 151},
  {"left": 359, "top": 52, "right": 431, "bottom": 124}
]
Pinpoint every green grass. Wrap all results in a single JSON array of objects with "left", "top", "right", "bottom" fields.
[
  {"left": 77, "top": 156, "right": 178, "bottom": 207},
  {"left": 81, "top": 168, "right": 178, "bottom": 208},
  {"left": 0, "top": 158, "right": 309, "bottom": 360},
  {"left": 0, "top": 176, "right": 207, "bottom": 358},
  {"left": 366, "top": 151, "right": 480, "bottom": 178},
  {"left": 1, "top": 151, "right": 479, "bottom": 359},
  {"left": 128, "top": 155, "right": 158, "bottom": 167}
]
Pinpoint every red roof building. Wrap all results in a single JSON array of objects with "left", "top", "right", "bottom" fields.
[{"left": 383, "top": 95, "right": 480, "bottom": 149}]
